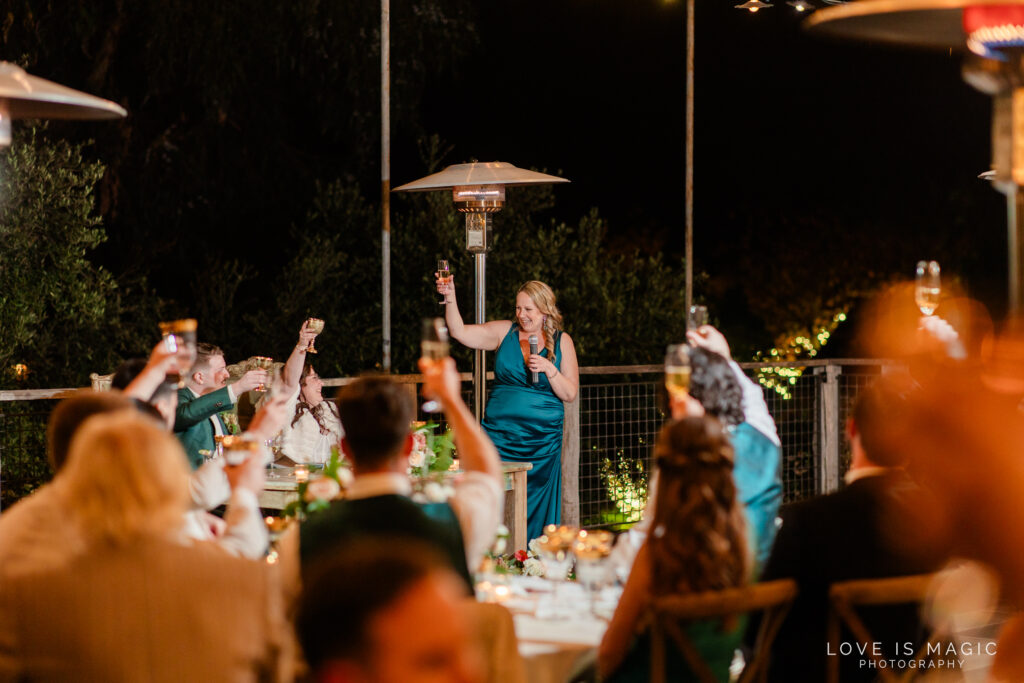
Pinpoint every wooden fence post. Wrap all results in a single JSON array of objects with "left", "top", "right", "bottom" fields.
[{"left": 561, "top": 395, "right": 580, "bottom": 526}]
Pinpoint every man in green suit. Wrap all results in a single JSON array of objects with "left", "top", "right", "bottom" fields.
[{"left": 174, "top": 343, "right": 268, "bottom": 470}]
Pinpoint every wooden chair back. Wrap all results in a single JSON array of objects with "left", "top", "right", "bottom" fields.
[
  {"left": 827, "top": 572, "right": 938, "bottom": 683},
  {"left": 648, "top": 578, "right": 798, "bottom": 683}
]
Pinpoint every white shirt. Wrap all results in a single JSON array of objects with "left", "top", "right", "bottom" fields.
[
  {"left": 275, "top": 387, "right": 344, "bottom": 465},
  {"left": 730, "top": 360, "right": 781, "bottom": 447},
  {"left": 179, "top": 488, "right": 267, "bottom": 560},
  {"left": 346, "top": 471, "right": 503, "bottom": 573}
]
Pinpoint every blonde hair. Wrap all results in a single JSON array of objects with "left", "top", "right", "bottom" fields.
[
  {"left": 58, "top": 411, "right": 190, "bottom": 545},
  {"left": 516, "top": 280, "right": 563, "bottom": 358}
]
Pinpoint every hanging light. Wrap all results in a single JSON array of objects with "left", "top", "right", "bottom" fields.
[
  {"left": 735, "top": 0, "right": 773, "bottom": 11},
  {"left": 788, "top": 0, "right": 814, "bottom": 11}
]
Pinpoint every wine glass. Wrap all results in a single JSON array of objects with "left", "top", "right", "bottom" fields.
[
  {"left": 915, "top": 261, "right": 941, "bottom": 316},
  {"left": 687, "top": 305, "right": 708, "bottom": 331},
  {"left": 437, "top": 259, "right": 452, "bottom": 304},
  {"left": 420, "top": 317, "right": 450, "bottom": 413},
  {"left": 159, "top": 318, "right": 198, "bottom": 386},
  {"left": 306, "top": 318, "right": 325, "bottom": 353},
  {"left": 252, "top": 356, "right": 274, "bottom": 392},
  {"left": 537, "top": 524, "right": 577, "bottom": 582},
  {"left": 664, "top": 344, "right": 691, "bottom": 403},
  {"left": 573, "top": 530, "right": 614, "bottom": 618}
]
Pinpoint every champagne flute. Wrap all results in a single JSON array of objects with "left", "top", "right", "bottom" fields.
[
  {"left": 664, "top": 344, "right": 691, "bottom": 402},
  {"left": 573, "top": 530, "right": 614, "bottom": 618},
  {"left": 687, "top": 305, "right": 708, "bottom": 331},
  {"left": 306, "top": 318, "right": 325, "bottom": 353},
  {"left": 915, "top": 261, "right": 941, "bottom": 316},
  {"left": 421, "top": 317, "right": 450, "bottom": 413},
  {"left": 437, "top": 259, "right": 451, "bottom": 304}
]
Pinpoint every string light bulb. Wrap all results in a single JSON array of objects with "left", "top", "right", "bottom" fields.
[{"left": 787, "top": 0, "right": 814, "bottom": 11}]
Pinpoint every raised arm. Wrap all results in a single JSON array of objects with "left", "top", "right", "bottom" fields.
[
  {"left": 437, "top": 272, "right": 511, "bottom": 351},
  {"left": 419, "top": 356, "right": 501, "bottom": 482},
  {"left": 599, "top": 542, "right": 652, "bottom": 679},
  {"left": 281, "top": 321, "right": 318, "bottom": 393},
  {"left": 123, "top": 342, "right": 178, "bottom": 402}
]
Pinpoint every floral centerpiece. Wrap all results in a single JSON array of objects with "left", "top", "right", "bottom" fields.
[
  {"left": 479, "top": 526, "right": 546, "bottom": 577},
  {"left": 281, "top": 448, "right": 352, "bottom": 521},
  {"left": 408, "top": 421, "right": 455, "bottom": 478}
]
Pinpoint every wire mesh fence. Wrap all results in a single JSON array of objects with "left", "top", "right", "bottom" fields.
[
  {"left": 0, "top": 361, "right": 891, "bottom": 520},
  {"left": 0, "top": 400, "right": 58, "bottom": 510}
]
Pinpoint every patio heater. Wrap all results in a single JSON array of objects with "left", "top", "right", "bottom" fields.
[
  {"left": 394, "top": 162, "right": 569, "bottom": 420},
  {"left": 806, "top": 0, "right": 1024, "bottom": 313},
  {"left": 0, "top": 62, "right": 126, "bottom": 146}
]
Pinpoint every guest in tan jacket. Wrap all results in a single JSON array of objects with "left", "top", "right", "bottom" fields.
[{"left": 0, "top": 411, "right": 292, "bottom": 682}]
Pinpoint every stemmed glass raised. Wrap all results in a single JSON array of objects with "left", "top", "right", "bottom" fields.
[
  {"left": 915, "top": 261, "right": 941, "bottom": 316},
  {"left": 420, "top": 317, "right": 449, "bottom": 413}
]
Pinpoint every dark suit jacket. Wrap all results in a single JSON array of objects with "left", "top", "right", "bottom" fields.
[
  {"left": 174, "top": 386, "right": 232, "bottom": 470},
  {"left": 299, "top": 494, "right": 474, "bottom": 592},
  {"left": 760, "top": 470, "right": 943, "bottom": 682}
]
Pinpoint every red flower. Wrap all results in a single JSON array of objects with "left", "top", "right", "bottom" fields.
[{"left": 514, "top": 549, "right": 529, "bottom": 563}]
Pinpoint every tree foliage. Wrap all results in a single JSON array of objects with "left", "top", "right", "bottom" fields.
[{"left": 0, "top": 128, "right": 156, "bottom": 388}]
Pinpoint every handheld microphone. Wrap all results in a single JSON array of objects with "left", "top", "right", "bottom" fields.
[{"left": 529, "top": 335, "right": 539, "bottom": 384}]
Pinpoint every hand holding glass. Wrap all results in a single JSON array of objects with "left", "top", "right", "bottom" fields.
[
  {"left": 306, "top": 318, "right": 325, "bottom": 353},
  {"left": 664, "top": 344, "right": 691, "bottom": 402},
  {"left": 915, "top": 261, "right": 941, "bottom": 316},
  {"left": 687, "top": 305, "right": 708, "bottom": 331},
  {"left": 421, "top": 317, "right": 450, "bottom": 413},
  {"left": 436, "top": 260, "right": 451, "bottom": 304}
]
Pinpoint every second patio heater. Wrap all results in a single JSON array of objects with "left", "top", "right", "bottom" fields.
[
  {"left": 807, "top": 0, "right": 1024, "bottom": 313},
  {"left": 394, "top": 161, "right": 569, "bottom": 419}
]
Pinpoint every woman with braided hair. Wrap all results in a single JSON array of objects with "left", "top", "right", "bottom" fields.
[
  {"left": 437, "top": 276, "right": 579, "bottom": 542},
  {"left": 598, "top": 416, "right": 751, "bottom": 682}
]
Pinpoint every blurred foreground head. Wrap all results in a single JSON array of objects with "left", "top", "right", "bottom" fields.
[
  {"left": 297, "top": 540, "right": 482, "bottom": 683},
  {"left": 57, "top": 411, "right": 190, "bottom": 544},
  {"left": 46, "top": 391, "right": 135, "bottom": 472},
  {"left": 336, "top": 376, "right": 414, "bottom": 471}
]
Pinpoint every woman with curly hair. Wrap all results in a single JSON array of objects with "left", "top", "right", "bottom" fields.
[
  {"left": 598, "top": 416, "right": 751, "bottom": 682},
  {"left": 436, "top": 276, "right": 579, "bottom": 542}
]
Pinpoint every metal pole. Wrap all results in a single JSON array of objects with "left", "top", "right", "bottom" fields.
[
  {"left": 381, "top": 0, "right": 392, "bottom": 371},
  {"left": 473, "top": 252, "right": 487, "bottom": 420},
  {"left": 1007, "top": 186, "right": 1024, "bottom": 313},
  {"left": 684, "top": 0, "right": 695, "bottom": 318}
]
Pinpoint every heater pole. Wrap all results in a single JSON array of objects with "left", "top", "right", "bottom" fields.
[{"left": 474, "top": 251, "right": 487, "bottom": 421}]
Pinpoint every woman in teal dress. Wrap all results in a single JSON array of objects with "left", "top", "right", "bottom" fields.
[
  {"left": 436, "top": 276, "right": 579, "bottom": 543},
  {"left": 598, "top": 416, "right": 751, "bottom": 682}
]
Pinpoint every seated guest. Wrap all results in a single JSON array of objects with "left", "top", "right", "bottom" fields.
[
  {"left": 297, "top": 540, "right": 483, "bottom": 683},
  {"left": 111, "top": 344, "right": 291, "bottom": 559},
  {"left": 760, "top": 381, "right": 945, "bottom": 681},
  {"left": 262, "top": 320, "right": 343, "bottom": 465},
  {"left": 297, "top": 358, "right": 503, "bottom": 590},
  {"left": 0, "top": 392, "right": 134, "bottom": 576},
  {"left": 0, "top": 412, "right": 291, "bottom": 681},
  {"left": 599, "top": 417, "right": 750, "bottom": 682},
  {"left": 617, "top": 327, "right": 782, "bottom": 576},
  {"left": 174, "top": 342, "right": 268, "bottom": 469}
]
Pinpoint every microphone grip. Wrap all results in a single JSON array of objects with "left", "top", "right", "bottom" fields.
[{"left": 529, "top": 335, "right": 539, "bottom": 384}]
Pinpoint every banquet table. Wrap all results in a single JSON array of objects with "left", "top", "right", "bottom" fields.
[
  {"left": 479, "top": 574, "right": 618, "bottom": 683},
  {"left": 259, "top": 462, "right": 534, "bottom": 550}
]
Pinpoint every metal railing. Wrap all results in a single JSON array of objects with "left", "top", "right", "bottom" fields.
[{"left": 0, "top": 360, "right": 893, "bottom": 518}]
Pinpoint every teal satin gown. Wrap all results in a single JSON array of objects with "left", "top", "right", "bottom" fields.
[{"left": 482, "top": 324, "right": 564, "bottom": 543}]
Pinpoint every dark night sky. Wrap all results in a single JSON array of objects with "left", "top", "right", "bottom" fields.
[{"left": 407, "top": 0, "right": 1007, "bottom": 334}]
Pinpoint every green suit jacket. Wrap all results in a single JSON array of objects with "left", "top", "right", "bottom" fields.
[{"left": 174, "top": 386, "right": 232, "bottom": 470}]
